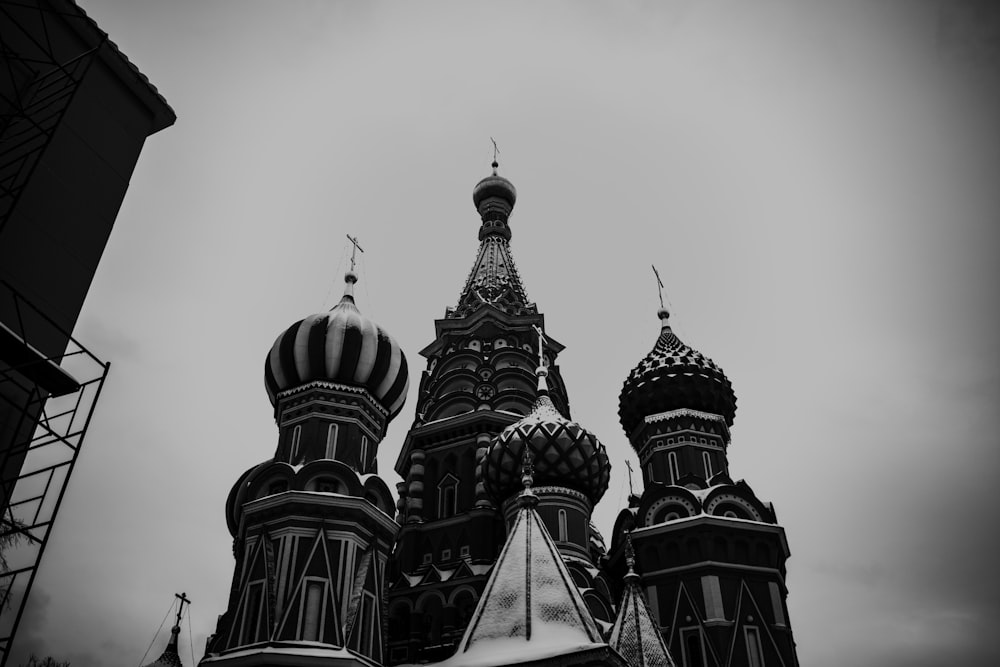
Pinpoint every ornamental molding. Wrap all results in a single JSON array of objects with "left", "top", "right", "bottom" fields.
[
  {"left": 644, "top": 407, "right": 728, "bottom": 426},
  {"left": 500, "top": 485, "right": 592, "bottom": 513},
  {"left": 276, "top": 381, "right": 389, "bottom": 417}
]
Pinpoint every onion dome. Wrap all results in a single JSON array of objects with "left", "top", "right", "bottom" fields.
[
  {"left": 480, "top": 366, "right": 610, "bottom": 505},
  {"left": 473, "top": 161, "right": 517, "bottom": 235},
  {"left": 141, "top": 625, "right": 183, "bottom": 667},
  {"left": 619, "top": 308, "right": 736, "bottom": 436},
  {"left": 264, "top": 271, "right": 409, "bottom": 420}
]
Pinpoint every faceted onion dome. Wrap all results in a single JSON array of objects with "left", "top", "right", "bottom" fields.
[
  {"left": 264, "top": 272, "right": 409, "bottom": 420},
  {"left": 480, "top": 367, "right": 610, "bottom": 505},
  {"left": 619, "top": 308, "right": 736, "bottom": 436}
]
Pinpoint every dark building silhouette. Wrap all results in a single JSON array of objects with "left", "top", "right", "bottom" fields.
[
  {"left": 200, "top": 163, "right": 799, "bottom": 667},
  {"left": 0, "top": 0, "right": 174, "bottom": 658}
]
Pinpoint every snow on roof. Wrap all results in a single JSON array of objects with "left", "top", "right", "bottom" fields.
[
  {"left": 441, "top": 490, "right": 605, "bottom": 666},
  {"left": 609, "top": 571, "right": 676, "bottom": 667}
]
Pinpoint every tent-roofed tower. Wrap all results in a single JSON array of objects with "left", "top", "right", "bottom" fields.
[
  {"left": 387, "top": 161, "right": 583, "bottom": 664},
  {"left": 201, "top": 267, "right": 407, "bottom": 667},
  {"left": 609, "top": 539, "right": 676, "bottom": 667},
  {"left": 428, "top": 462, "right": 627, "bottom": 667},
  {"left": 611, "top": 304, "right": 800, "bottom": 667}
]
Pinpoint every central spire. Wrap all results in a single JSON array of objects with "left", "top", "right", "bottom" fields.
[{"left": 451, "top": 159, "right": 534, "bottom": 319}]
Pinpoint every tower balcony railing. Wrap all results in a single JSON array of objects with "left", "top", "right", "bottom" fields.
[{"left": 0, "top": 279, "right": 109, "bottom": 665}]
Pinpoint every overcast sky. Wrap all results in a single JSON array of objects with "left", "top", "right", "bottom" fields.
[{"left": 9, "top": 1, "right": 1000, "bottom": 666}]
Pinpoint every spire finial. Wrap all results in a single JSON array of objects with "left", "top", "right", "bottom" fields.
[
  {"left": 651, "top": 264, "right": 670, "bottom": 323},
  {"left": 531, "top": 324, "right": 550, "bottom": 394},
  {"left": 521, "top": 448, "right": 535, "bottom": 493},
  {"left": 340, "top": 234, "right": 364, "bottom": 300},
  {"left": 490, "top": 137, "right": 500, "bottom": 174},
  {"left": 625, "top": 533, "right": 636, "bottom": 574}
]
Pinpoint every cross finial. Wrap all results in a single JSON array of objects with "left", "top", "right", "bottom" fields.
[
  {"left": 346, "top": 234, "right": 365, "bottom": 272},
  {"left": 625, "top": 459, "right": 635, "bottom": 497},
  {"left": 651, "top": 264, "right": 665, "bottom": 310},
  {"left": 174, "top": 592, "right": 191, "bottom": 627}
]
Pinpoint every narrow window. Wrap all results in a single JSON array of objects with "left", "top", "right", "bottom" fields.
[
  {"left": 769, "top": 582, "right": 787, "bottom": 626},
  {"left": 359, "top": 436, "right": 369, "bottom": 472},
  {"left": 701, "top": 575, "right": 725, "bottom": 620},
  {"left": 437, "top": 475, "right": 458, "bottom": 518},
  {"left": 681, "top": 627, "right": 707, "bottom": 667},
  {"left": 703, "top": 451, "right": 713, "bottom": 478},
  {"left": 558, "top": 509, "right": 568, "bottom": 542},
  {"left": 241, "top": 581, "right": 265, "bottom": 645},
  {"left": 302, "top": 580, "right": 324, "bottom": 641},
  {"left": 290, "top": 425, "right": 301, "bottom": 463},
  {"left": 325, "top": 423, "right": 338, "bottom": 459},
  {"left": 745, "top": 626, "right": 764, "bottom": 667},
  {"left": 647, "top": 463, "right": 655, "bottom": 483},
  {"left": 668, "top": 452, "right": 680, "bottom": 484}
]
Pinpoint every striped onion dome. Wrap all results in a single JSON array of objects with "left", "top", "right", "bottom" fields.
[
  {"left": 618, "top": 308, "right": 736, "bottom": 437},
  {"left": 480, "top": 367, "right": 610, "bottom": 505},
  {"left": 264, "top": 271, "right": 409, "bottom": 421}
]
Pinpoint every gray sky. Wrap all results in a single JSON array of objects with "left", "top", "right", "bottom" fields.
[{"left": 10, "top": 1, "right": 1000, "bottom": 666}]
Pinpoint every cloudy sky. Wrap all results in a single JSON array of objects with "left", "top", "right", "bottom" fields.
[{"left": 9, "top": 1, "right": 1000, "bottom": 666}]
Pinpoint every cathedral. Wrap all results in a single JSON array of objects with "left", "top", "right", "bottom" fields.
[{"left": 185, "top": 162, "right": 800, "bottom": 667}]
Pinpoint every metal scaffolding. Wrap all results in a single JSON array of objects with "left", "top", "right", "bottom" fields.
[{"left": 0, "top": 281, "right": 109, "bottom": 665}]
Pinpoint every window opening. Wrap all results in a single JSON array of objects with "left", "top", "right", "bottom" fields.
[
  {"left": 326, "top": 423, "right": 338, "bottom": 459},
  {"left": 290, "top": 425, "right": 302, "bottom": 462}
]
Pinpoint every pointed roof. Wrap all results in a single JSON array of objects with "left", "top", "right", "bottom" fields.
[
  {"left": 609, "top": 542, "right": 676, "bottom": 667},
  {"left": 451, "top": 162, "right": 536, "bottom": 319},
  {"left": 450, "top": 481, "right": 606, "bottom": 665}
]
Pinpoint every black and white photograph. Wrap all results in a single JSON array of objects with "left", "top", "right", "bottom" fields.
[{"left": 0, "top": 2, "right": 998, "bottom": 666}]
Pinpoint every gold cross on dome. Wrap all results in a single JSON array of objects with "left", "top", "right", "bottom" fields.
[{"left": 346, "top": 234, "right": 365, "bottom": 272}]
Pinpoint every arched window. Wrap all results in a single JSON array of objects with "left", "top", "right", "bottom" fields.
[
  {"left": 301, "top": 579, "right": 325, "bottom": 641},
  {"left": 668, "top": 451, "right": 679, "bottom": 484},
  {"left": 558, "top": 509, "right": 568, "bottom": 542},
  {"left": 703, "top": 451, "right": 713, "bottom": 478},
  {"left": 325, "top": 423, "right": 339, "bottom": 459},
  {"left": 290, "top": 425, "right": 302, "bottom": 463},
  {"left": 438, "top": 474, "right": 458, "bottom": 518}
]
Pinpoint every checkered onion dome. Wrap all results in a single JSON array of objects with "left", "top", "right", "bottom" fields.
[
  {"left": 264, "top": 272, "right": 409, "bottom": 421},
  {"left": 480, "top": 380, "right": 611, "bottom": 505},
  {"left": 619, "top": 309, "right": 736, "bottom": 436}
]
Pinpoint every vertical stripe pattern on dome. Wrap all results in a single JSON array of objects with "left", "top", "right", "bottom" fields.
[{"left": 264, "top": 289, "right": 409, "bottom": 422}]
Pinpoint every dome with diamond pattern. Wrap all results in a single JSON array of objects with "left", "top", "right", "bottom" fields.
[
  {"left": 480, "top": 368, "right": 610, "bottom": 505},
  {"left": 618, "top": 308, "right": 736, "bottom": 437}
]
